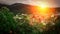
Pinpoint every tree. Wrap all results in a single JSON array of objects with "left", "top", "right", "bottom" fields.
[{"left": 0, "top": 7, "right": 17, "bottom": 34}]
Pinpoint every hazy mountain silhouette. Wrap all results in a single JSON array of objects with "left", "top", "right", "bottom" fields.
[
  {"left": 9, "top": 3, "right": 42, "bottom": 14},
  {"left": 10, "top": 3, "right": 60, "bottom": 14},
  {"left": 9, "top": 3, "right": 33, "bottom": 14},
  {"left": 0, "top": 3, "right": 9, "bottom": 8},
  {"left": 0, "top": 3, "right": 60, "bottom": 14}
]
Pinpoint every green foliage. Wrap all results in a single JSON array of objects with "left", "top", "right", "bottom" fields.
[
  {"left": 14, "top": 14, "right": 46, "bottom": 34},
  {"left": 14, "top": 14, "right": 33, "bottom": 34},
  {"left": 0, "top": 7, "right": 60, "bottom": 34},
  {"left": 0, "top": 7, "right": 17, "bottom": 34}
]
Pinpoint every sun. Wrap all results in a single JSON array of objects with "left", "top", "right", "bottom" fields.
[
  {"left": 36, "top": 3, "right": 55, "bottom": 19},
  {"left": 37, "top": 3, "right": 49, "bottom": 16},
  {"left": 40, "top": 3, "right": 47, "bottom": 9}
]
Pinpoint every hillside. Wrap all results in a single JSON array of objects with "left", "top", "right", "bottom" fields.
[{"left": 0, "top": 3, "right": 60, "bottom": 14}]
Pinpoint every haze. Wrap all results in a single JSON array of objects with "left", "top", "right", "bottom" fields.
[{"left": 0, "top": 0, "right": 60, "bottom": 7}]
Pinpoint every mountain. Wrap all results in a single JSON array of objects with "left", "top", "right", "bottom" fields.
[
  {"left": 9, "top": 3, "right": 41, "bottom": 14},
  {"left": 0, "top": 3, "right": 35, "bottom": 14},
  {"left": 0, "top": 3, "right": 60, "bottom": 15},
  {"left": 0, "top": 3, "right": 10, "bottom": 8},
  {"left": 9, "top": 3, "right": 33, "bottom": 14},
  {"left": 8, "top": 3, "right": 60, "bottom": 15}
]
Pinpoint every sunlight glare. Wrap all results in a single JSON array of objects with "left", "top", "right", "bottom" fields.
[{"left": 40, "top": 3, "right": 47, "bottom": 9}]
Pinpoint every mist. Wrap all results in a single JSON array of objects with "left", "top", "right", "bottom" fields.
[{"left": 0, "top": 0, "right": 60, "bottom": 7}]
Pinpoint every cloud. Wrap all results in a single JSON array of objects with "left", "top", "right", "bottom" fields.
[{"left": 0, "top": 0, "right": 29, "bottom": 5}]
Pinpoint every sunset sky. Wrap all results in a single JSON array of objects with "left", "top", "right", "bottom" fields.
[{"left": 0, "top": 0, "right": 60, "bottom": 7}]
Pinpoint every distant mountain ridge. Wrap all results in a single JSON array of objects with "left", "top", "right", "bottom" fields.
[
  {"left": 9, "top": 3, "right": 42, "bottom": 14},
  {"left": 0, "top": 3, "right": 60, "bottom": 14}
]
